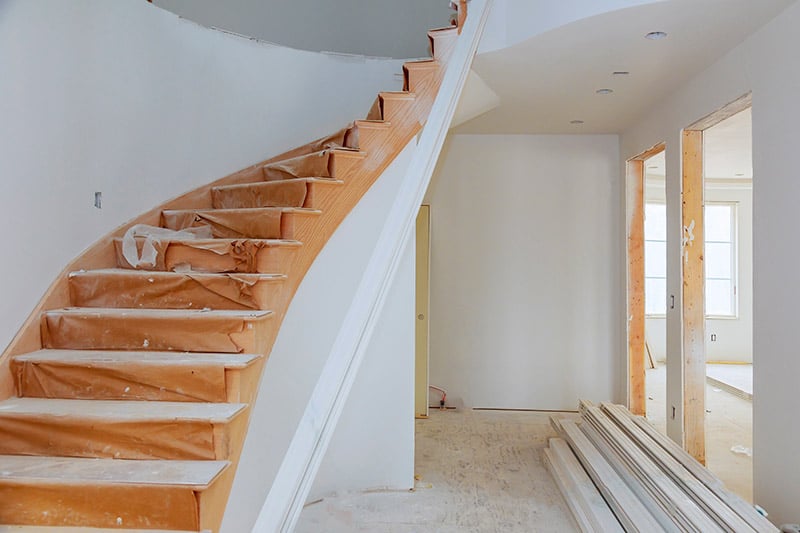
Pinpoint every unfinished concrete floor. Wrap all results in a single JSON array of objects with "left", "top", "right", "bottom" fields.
[
  {"left": 645, "top": 363, "right": 753, "bottom": 502},
  {"left": 297, "top": 409, "right": 579, "bottom": 532}
]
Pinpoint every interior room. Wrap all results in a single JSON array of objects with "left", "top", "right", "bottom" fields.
[{"left": 1, "top": 1, "right": 799, "bottom": 531}]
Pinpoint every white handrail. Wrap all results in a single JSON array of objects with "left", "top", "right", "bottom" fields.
[{"left": 253, "top": 2, "right": 493, "bottom": 530}]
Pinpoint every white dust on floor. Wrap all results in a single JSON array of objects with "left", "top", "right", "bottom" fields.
[{"left": 297, "top": 409, "right": 579, "bottom": 532}]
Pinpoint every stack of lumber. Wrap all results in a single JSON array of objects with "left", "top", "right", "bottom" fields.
[{"left": 546, "top": 401, "right": 777, "bottom": 532}]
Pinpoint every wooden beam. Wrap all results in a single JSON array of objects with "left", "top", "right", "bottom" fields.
[
  {"left": 627, "top": 159, "right": 646, "bottom": 416},
  {"left": 687, "top": 93, "right": 751, "bottom": 131},
  {"left": 544, "top": 438, "right": 624, "bottom": 533},
  {"left": 681, "top": 129, "right": 705, "bottom": 464}
]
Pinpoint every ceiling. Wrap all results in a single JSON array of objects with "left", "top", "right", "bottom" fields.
[{"left": 455, "top": 0, "right": 794, "bottom": 134}]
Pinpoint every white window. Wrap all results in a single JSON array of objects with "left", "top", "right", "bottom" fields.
[
  {"left": 643, "top": 202, "right": 737, "bottom": 318},
  {"left": 705, "top": 202, "right": 737, "bottom": 317},
  {"left": 644, "top": 203, "right": 667, "bottom": 316}
]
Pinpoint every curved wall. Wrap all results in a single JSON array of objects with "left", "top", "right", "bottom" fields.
[
  {"left": 0, "top": 0, "right": 403, "bottom": 354},
  {"left": 153, "top": 0, "right": 451, "bottom": 59}
]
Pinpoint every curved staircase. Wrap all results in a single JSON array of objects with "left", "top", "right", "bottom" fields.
[{"left": 0, "top": 8, "right": 465, "bottom": 532}]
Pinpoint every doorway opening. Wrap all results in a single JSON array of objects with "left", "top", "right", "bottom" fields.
[{"left": 626, "top": 143, "right": 665, "bottom": 417}]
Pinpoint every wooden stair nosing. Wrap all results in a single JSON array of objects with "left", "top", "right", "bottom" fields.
[
  {"left": 0, "top": 455, "right": 229, "bottom": 488},
  {"left": 12, "top": 349, "right": 262, "bottom": 369},
  {"left": 0, "top": 397, "right": 247, "bottom": 423}
]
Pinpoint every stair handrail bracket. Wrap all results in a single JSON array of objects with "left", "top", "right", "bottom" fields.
[{"left": 254, "top": 1, "right": 493, "bottom": 531}]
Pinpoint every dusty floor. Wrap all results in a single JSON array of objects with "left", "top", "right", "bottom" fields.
[
  {"left": 645, "top": 363, "right": 753, "bottom": 502},
  {"left": 297, "top": 409, "right": 579, "bottom": 532}
]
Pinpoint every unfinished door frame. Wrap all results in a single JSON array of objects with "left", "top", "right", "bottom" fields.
[
  {"left": 626, "top": 143, "right": 666, "bottom": 416},
  {"left": 681, "top": 92, "right": 752, "bottom": 464}
]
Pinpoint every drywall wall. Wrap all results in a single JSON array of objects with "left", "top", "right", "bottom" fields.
[
  {"left": 0, "top": 0, "right": 403, "bottom": 355},
  {"left": 424, "top": 134, "right": 623, "bottom": 410},
  {"left": 645, "top": 184, "right": 753, "bottom": 363},
  {"left": 153, "top": 0, "right": 450, "bottom": 59},
  {"left": 620, "top": 1, "right": 800, "bottom": 523},
  {"left": 309, "top": 237, "right": 415, "bottom": 499},
  {"left": 223, "top": 141, "right": 418, "bottom": 532}
]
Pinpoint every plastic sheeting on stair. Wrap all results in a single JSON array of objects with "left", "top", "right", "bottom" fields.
[
  {"left": 263, "top": 149, "right": 333, "bottom": 181},
  {"left": 13, "top": 358, "right": 230, "bottom": 402},
  {"left": 70, "top": 271, "right": 282, "bottom": 310},
  {"left": 41, "top": 309, "right": 274, "bottom": 353},
  {"left": 121, "top": 224, "right": 213, "bottom": 269},
  {"left": 0, "top": 414, "right": 220, "bottom": 460},
  {"left": 114, "top": 236, "right": 298, "bottom": 273},
  {"left": 211, "top": 178, "right": 309, "bottom": 209},
  {"left": 162, "top": 208, "right": 283, "bottom": 239}
]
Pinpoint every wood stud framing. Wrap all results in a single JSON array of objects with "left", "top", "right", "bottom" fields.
[{"left": 681, "top": 129, "right": 706, "bottom": 464}]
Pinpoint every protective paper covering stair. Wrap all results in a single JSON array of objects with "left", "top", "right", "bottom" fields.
[{"left": 0, "top": 9, "right": 464, "bottom": 533}]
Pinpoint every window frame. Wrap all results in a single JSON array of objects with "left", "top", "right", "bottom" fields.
[
  {"left": 642, "top": 201, "right": 739, "bottom": 319},
  {"left": 704, "top": 201, "right": 739, "bottom": 319}
]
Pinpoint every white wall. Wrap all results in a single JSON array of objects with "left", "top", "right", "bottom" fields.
[
  {"left": 645, "top": 183, "right": 753, "bottom": 363},
  {"left": 620, "top": 1, "right": 800, "bottom": 523},
  {"left": 424, "top": 134, "right": 623, "bottom": 410},
  {"left": 224, "top": 141, "right": 418, "bottom": 532},
  {"left": 0, "top": 0, "right": 403, "bottom": 355},
  {"left": 309, "top": 237, "right": 415, "bottom": 499},
  {"left": 153, "top": 0, "right": 450, "bottom": 59}
]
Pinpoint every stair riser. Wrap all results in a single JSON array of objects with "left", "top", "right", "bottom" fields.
[
  {"left": 380, "top": 95, "right": 418, "bottom": 124},
  {"left": 429, "top": 30, "right": 457, "bottom": 62},
  {"left": 212, "top": 180, "right": 341, "bottom": 211},
  {"left": 328, "top": 150, "right": 364, "bottom": 179},
  {"left": 113, "top": 239, "right": 298, "bottom": 274},
  {"left": 162, "top": 208, "right": 283, "bottom": 239},
  {"left": 13, "top": 360, "right": 260, "bottom": 403},
  {"left": 403, "top": 63, "right": 440, "bottom": 92},
  {"left": 69, "top": 273, "right": 284, "bottom": 310},
  {"left": 0, "top": 413, "right": 244, "bottom": 460},
  {"left": 353, "top": 122, "right": 392, "bottom": 155},
  {"left": 0, "top": 484, "right": 203, "bottom": 530},
  {"left": 41, "top": 313, "right": 275, "bottom": 353}
]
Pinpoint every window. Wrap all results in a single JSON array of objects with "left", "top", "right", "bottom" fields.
[
  {"left": 643, "top": 202, "right": 737, "bottom": 317},
  {"left": 644, "top": 203, "right": 667, "bottom": 315},
  {"left": 705, "top": 203, "right": 737, "bottom": 317}
]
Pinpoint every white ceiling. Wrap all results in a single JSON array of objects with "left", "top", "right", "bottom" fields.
[{"left": 455, "top": 0, "right": 794, "bottom": 134}]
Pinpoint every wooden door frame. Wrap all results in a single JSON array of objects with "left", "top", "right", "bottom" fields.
[
  {"left": 681, "top": 92, "right": 751, "bottom": 463},
  {"left": 626, "top": 143, "right": 666, "bottom": 416}
]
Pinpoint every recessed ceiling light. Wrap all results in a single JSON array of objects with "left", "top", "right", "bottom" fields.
[
  {"left": 570, "top": 120, "right": 585, "bottom": 125},
  {"left": 613, "top": 71, "right": 630, "bottom": 76},
  {"left": 645, "top": 31, "right": 668, "bottom": 40},
  {"left": 596, "top": 88, "right": 614, "bottom": 95}
]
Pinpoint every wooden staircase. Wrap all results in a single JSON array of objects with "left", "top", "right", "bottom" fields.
[{"left": 0, "top": 9, "right": 464, "bottom": 533}]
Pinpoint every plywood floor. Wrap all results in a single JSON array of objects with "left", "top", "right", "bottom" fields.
[{"left": 297, "top": 409, "right": 579, "bottom": 532}]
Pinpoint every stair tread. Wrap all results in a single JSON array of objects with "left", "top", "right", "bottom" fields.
[
  {"left": 162, "top": 207, "right": 321, "bottom": 216},
  {"left": 0, "top": 398, "right": 246, "bottom": 422},
  {"left": 44, "top": 307, "right": 273, "bottom": 319},
  {"left": 379, "top": 91, "right": 417, "bottom": 99},
  {"left": 0, "top": 527, "right": 209, "bottom": 533},
  {"left": 212, "top": 176, "right": 343, "bottom": 191},
  {"left": 0, "top": 455, "right": 228, "bottom": 487},
  {"left": 13, "top": 349, "right": 261, "bottom": 368},
  {"left": 113, "top": 237, "right": 302, "bottom": 247},
  {"left": 69, "top": 268, "right": 287, "bottom": 282}
]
